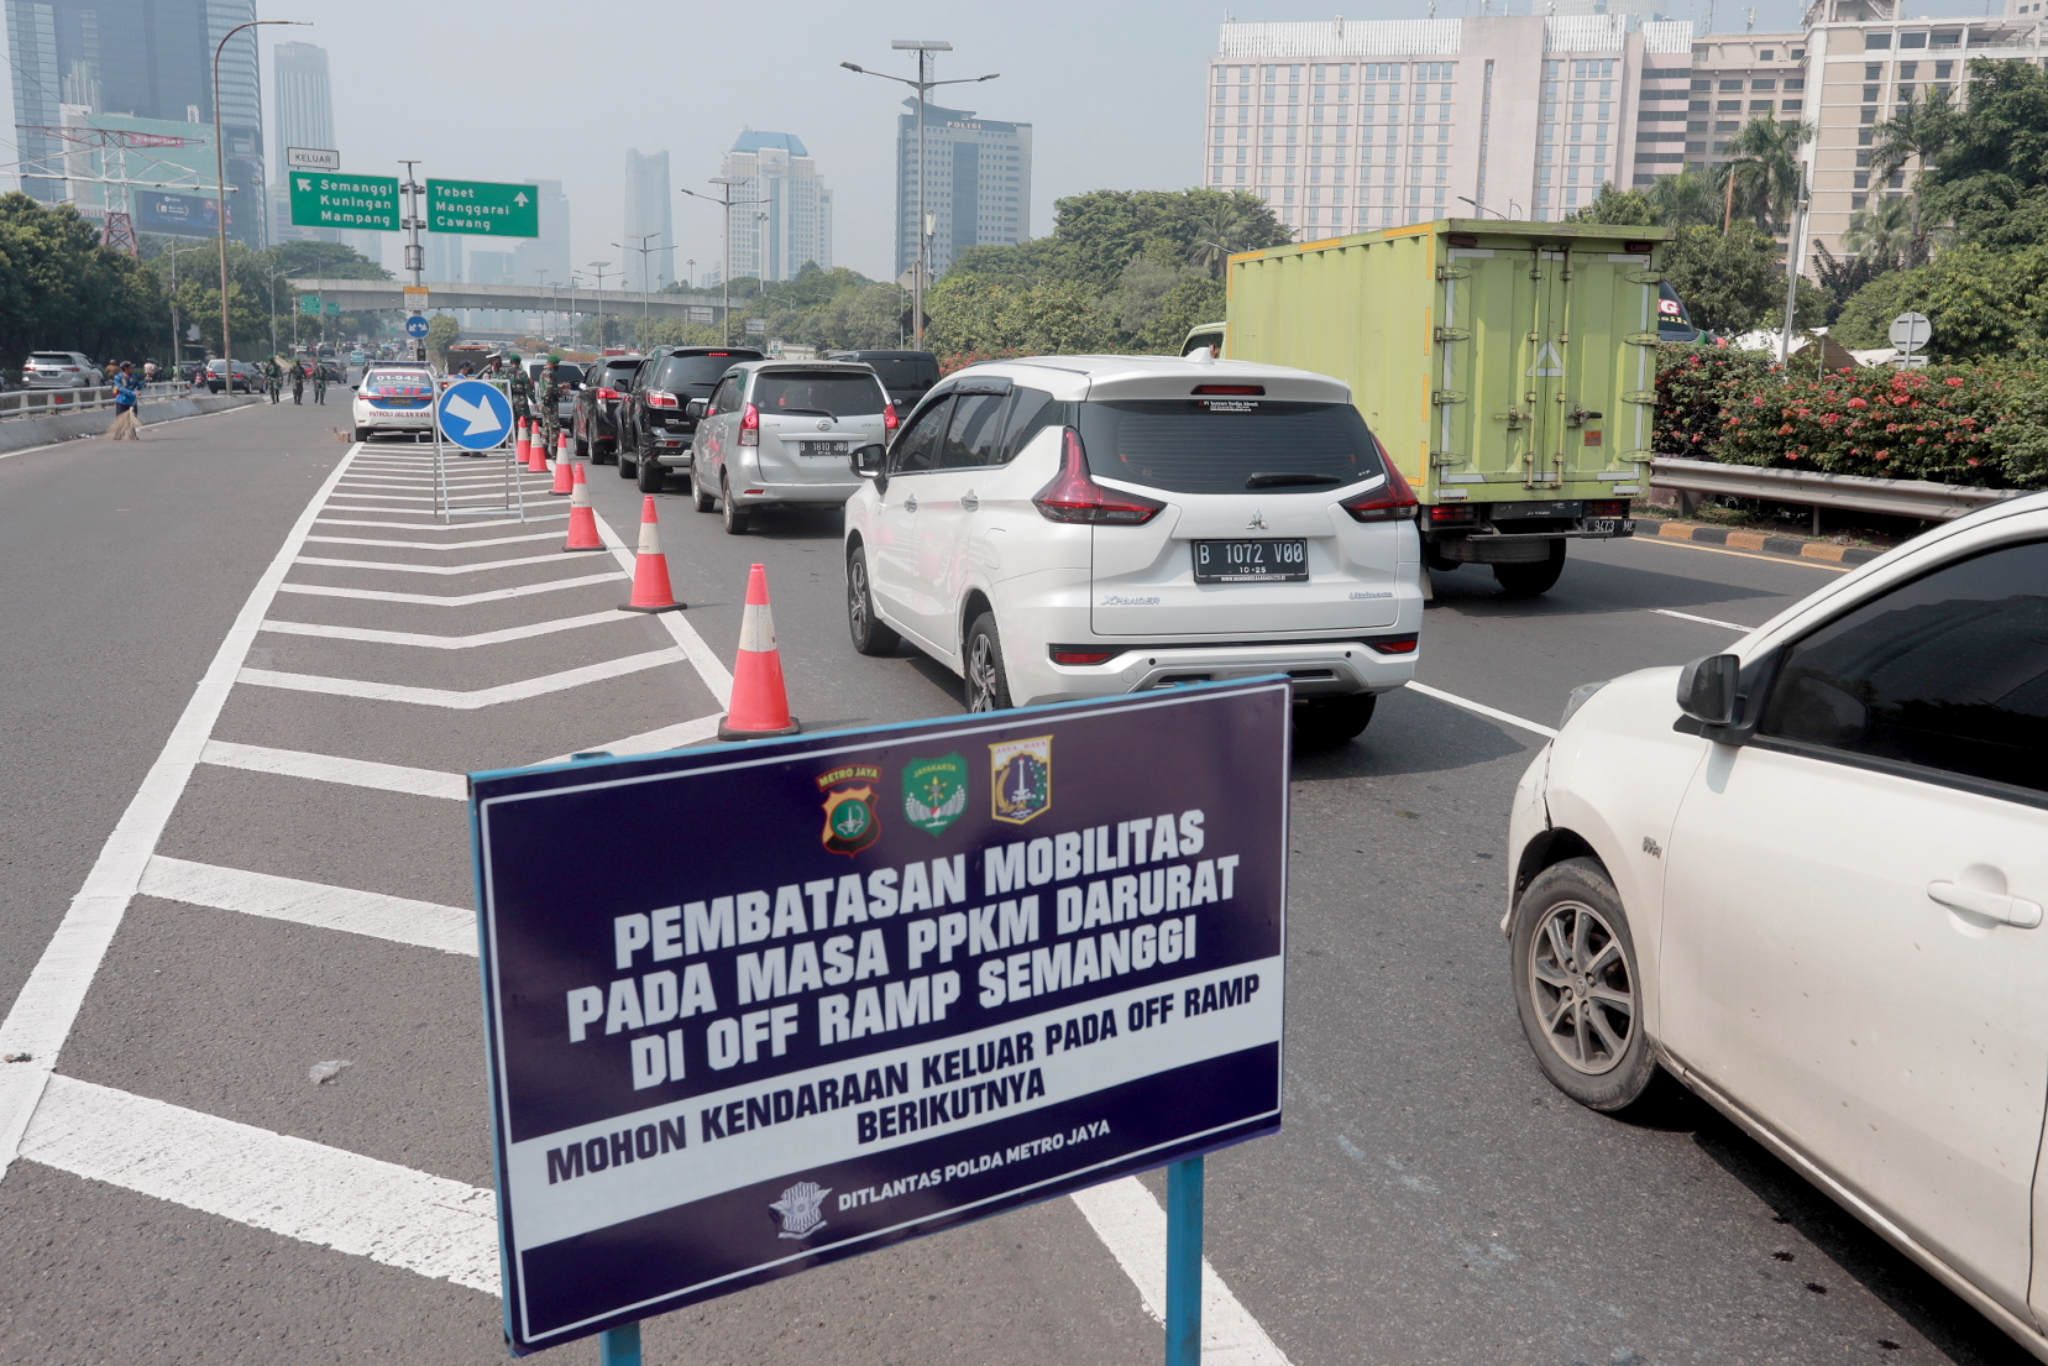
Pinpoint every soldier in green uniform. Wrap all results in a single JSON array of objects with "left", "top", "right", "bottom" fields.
[
  {"left": 537, "top": 355, "right": 565, "bottom": 455},
  {"left": 502, "top": 352, "right": 532, "bottom": 429}
]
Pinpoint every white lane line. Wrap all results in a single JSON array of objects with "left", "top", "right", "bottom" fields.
[
  {"left": 262, "top": 608, "right": 625, "bottom": 649},
  {"left": 307, "top": 531, "right": 561, "bottom": 550},
  {"left": 139, "top": 856, "right": 474, "bottom": 954},
  {"left": 1070, "top": 1178, "right": 1293, "bottom": 1366},
  {"left": 200, "top": 740, "right": 465, "bottom": 801},
  {"left": 276, "top": 573, "right": 618, "bottom": 607},
  {"left": 0, "top": 442, "right": 362, "bottom": 1184},
  {"left": 319, "top": 491, "right": 442, "bottom": 502},
  {"left": 1404, "top": 680, "right": 1558, "bottom": 740},
  {"left": 295, "top": 552, "right": 572, "bottom": 576},
  {"left": 1652, "top": 607, "right": 1754, "bottom": 632},
  {"left": 238, "top": 648, "right": 684, "bottom": 709},
  {"left": 20, "top": 1076, "right": 499, "bottom": 1294},
  {"left": 592, "top": 506, "right": 735, "bottom": 699},
  {"left": 316, "top": 513, "right": 567, "bottom": 529},
  {"left": 539, "top": 713, "right": 724, "bottom": 765}
]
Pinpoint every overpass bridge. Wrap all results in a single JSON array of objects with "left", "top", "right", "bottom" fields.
[{"left": 284, "top": 278, "right": 726, "bottom": 323}]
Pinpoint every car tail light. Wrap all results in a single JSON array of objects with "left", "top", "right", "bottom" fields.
[
  {"left": 1032, "top": 428, "right": 1164, "bottom": 526},
  {"left": 883, "top": 403, "right": 899, "bottom": 432},
  {"left": 1429, "top": 504, "right": 1476, "bottom": 524},
  {"left": 647, "top": 390, "right": 679, "bottom": 409},
  {"left": 1049, "top": 646, "right": 1116, "bottom": 666},
  {"left": 1586, "top": 499, "right": 1629, "bottom": 518},
  {"left": 596, "top": 387, "right": 622, "bottom": 401},
  {"left": 1342, "top": 450, "right": 1419, "bottom": 522},
  {"left": 1367, "top": 635, "right": 1419, "bottom": 655},
  {"left": 740, "top": 402, "right": 760, "bottom": 447}
]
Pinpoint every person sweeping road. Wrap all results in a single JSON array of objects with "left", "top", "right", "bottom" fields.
[{"left": 106, "top": 361, "right": 143, "bottom": 440}]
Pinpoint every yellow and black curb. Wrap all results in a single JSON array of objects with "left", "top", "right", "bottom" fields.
[{"left": 1632, "top": 516, "right": 1885, "bottom": 567}]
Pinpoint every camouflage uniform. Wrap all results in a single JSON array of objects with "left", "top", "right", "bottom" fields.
[
  {"left": 503, "top": 354, "right": 532, "bottom": 425},
  {"left": 537, "top": 360, "right": 564, "bottom": 452}
]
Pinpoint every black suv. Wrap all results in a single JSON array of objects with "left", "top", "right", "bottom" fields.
[
  {"left": 620, "top": 346, "right": 764, "bottom": 492},
  {"left": 573, "top": 355, "right": 644, "bottom": 463},
  {"left": 824, "top": 349, "right": 939, "bottom": 410}
]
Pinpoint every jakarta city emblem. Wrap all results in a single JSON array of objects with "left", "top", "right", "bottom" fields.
[{"left": 988, "top": 736, "right": 1052, "bottom": 826}]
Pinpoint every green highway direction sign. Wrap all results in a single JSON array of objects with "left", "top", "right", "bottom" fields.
[
  {"left": 299, "top": 293, "right": 321, "bottom": 317},
  {"left": 287, "top": 171, "right": 400, "bottom": 231},
  {"left": 426, "top": 178, "right": 539, "bottom": 237}
]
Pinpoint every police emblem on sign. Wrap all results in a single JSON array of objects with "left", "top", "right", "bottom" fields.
[
  {"left": 816, "top": 764, "right": 882, "bottom": 855},
  {"left": 770, "top": 1181, "right": 831, "bottom": 1239},
  {"left": 902, "top": 753, "right": 968, "bottom": 836},
  {"left": 988, "top": 736, "right": 1052, "bottom": 825}
]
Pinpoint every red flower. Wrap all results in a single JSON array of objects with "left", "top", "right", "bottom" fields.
[
  {"left": 1786, "top": 451, "right": 1800, "bottom": 461},
  {"left": 1875, "top": 448, "right": 1890, "bottom": 460},
  {"left": 1847, "top": 397, "right": 1869, "bottom": 409},
  {"left": 1967, "top": 457, "right": 1981, "bottom": 466},
  {"left": 1945, "top": 377, "right": 1965, "bottom": 387}
]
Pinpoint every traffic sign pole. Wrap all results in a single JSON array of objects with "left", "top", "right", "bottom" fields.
[{"left": 1165, "top": 1158, "right": 1205, "bottom": 1366}]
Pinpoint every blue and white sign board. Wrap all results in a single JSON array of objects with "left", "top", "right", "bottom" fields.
[
  {"left": 406, "top": 314, "right": 430, "bottom": 338},
  {"left": 469, "top": 681, "right": 1289, "bottom": 1354},
  {"left": 437, "top": 379, "right": 514, "bottom": 451}
]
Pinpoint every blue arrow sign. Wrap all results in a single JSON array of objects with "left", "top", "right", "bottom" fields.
[
  {"left": 436, "top": 379, "right": 514, "bottom": 451},
  {"left": 405, "top": 314, "right": 429, "bottom": 338}
]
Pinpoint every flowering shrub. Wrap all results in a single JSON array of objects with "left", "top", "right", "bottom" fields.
[
  {"left": 1655, "top": 343, "right": 2048, "bottom": 488},
  {"left": 938, "top": 349, "right": 1026, "bottom": 377}
]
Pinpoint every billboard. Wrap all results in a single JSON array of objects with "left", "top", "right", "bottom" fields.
[
  {"left": 470, "top": 681, "right": 1289, "bottom": 1353},
  {"left": 134, "top": 190, "right": 224, "bottom": 237}
]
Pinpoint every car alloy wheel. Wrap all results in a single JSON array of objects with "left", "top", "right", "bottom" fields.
[
  {"left": 1525, "top": 897, "right": 1635, "bottom": 1076},
  {"left": 964, "top": 614, "right": 1010, "bottom": 712}
]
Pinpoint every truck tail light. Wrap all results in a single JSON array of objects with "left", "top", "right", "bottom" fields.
[
  {"left": 740, "top": 402, "right": 760, "bottom": 447},
  {"left": 1049, "top": 646, "right": 1116, "bottom": 665},
  {"left": 1032, "top": 428, "right": 1163, "bottom": 526},
  {"left": 1429, "top": 504, "right": 1476, "bottom": 524},
  {"left": 1343, "top": 451, "right": 1419, "bottom": 522},
  {"left": 646, "top": 389, "right": 679, "bottom": 409},
  {"left": 1586, "top": 499, "right": 1629, "bottom": 518},
  {"left": 883, "top": 403, "right": 899, "bottom": 431}
]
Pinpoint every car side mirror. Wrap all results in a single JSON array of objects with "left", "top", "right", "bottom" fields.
[
  {"left": 1676, "top": 653, "right": 1740, "bottom": 728},
  {"left": 850, "top": 442, "right": 888, "bottom": 488},
  {"left": 685, "top": 399, "right": 707, "bottom": 419}
]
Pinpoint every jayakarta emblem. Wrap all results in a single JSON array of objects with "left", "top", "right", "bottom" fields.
[
  {"left": 816, "top": 764, "right": 883, "bottom": 855},
  {"left": 903, "top": 752, "right": 969, "bottom": 836},
  {"left": 770, "top": 1180, "right": 831, "bottom": 1239},
  {"left": 988, "top": 736, "right": 1052, "bottom": 826}
]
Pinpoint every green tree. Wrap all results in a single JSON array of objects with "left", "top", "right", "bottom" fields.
[
  {"left": 1570, "top": 186, "right": 1659, "bottom": 226},
  {"left": 1832, "top": 242, "right": 2048, "bottom": 359},
  {"left": 1105, "top": 256, "right": 1190, "bottom": 341},
  {"left": 816, "top": 283, "right": 905, "bottom": 350},
  {"left": 266, "top": 239, "right": 390, "bottom": 281},
  {"left": 1868, "top": 87, "right": 1956, "bottom": 188},
  {"left": 1724, "top": 116, "right": 1810, "bottom": 232},
  {"left": 426, "top": 314, "right": 460, "bottom": 365},
  {"left": 1811, "top": 240, "right": 1897, "bottom": 324},
  {"left": 1915, "top": 59, "right": 2048, "bottom": 248},
  {"left": 1842, "top": 193, "right": 1950, "bottom": 269},
  {"left": 1662, "top": 222, "right": 1784, "bottom": 333},
  {"left": 1646, "top": 166, "right": 1729, "bottom": 230},
  {"left": 0, "top": 193, "right": 169, "bottom": 370},
  {"left": 1139, "top": 276, "right": 1227, "bottom": 352}
]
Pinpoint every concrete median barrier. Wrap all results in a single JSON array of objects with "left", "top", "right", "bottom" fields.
[{"left": 0, "top": 392, "right": 260, "bottom": 456}]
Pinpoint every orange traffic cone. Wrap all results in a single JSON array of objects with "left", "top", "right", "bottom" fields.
[
  {"left": 621, "top": 495, "right": 685, "bottom": 613},
  {"left": 526, "top": 423, "right": 548, "bottom": 473},
  {"left": 563, "top": 462, "right": 603, "bottom": 552},
  {"left": 549, "top": 434, "right": 574, "bottom": 495},
  {"left": 718, "top": 564, "right": 799, "bottom": 741},
  {"left": 515, "top": 418, "right": 530, "bottom": 467}
]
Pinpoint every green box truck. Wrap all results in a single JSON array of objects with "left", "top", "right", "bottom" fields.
[{"left": 1193, "top": 219, "right": 1672, "bottom": 597}]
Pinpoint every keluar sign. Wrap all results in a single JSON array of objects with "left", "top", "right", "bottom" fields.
[{"left": 469, "top": 680, "right": 1289, "bottom": 1354}]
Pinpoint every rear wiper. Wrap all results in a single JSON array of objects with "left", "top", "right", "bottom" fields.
[
  {"left": 1245, "top": 471, "right": 1343, "bottom": 489},
  {"left": 777, "top": 406, "right": 836, "bottom": 418}
]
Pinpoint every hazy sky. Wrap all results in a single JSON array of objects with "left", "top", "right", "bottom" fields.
[{"left": 0, "top": 0, "right": 1986, "bottom": 285}]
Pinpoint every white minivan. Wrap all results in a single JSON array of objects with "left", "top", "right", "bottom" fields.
[{"left": 841, "top": 354, "right": 1425, "bottom": 743}]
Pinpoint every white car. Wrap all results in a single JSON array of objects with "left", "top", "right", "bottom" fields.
[
  {"left": 23, "top": 351, "right": 98, "bottom": 388},
  {"left": 841, "top": 354, "right": 1425, "bottom": 743},
  {"left": 350, "top": 363, "right": 437, "bottom": 442},
  {"left": 1505, "top": 491, "right": 2048, "bottom": 1359},
  {"left": 690, "top": 360, "right": 894, "bottom": 533}
]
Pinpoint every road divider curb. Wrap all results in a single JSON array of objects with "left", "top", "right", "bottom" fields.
[{"left": 1634, "top": 515, "right": 1882, "bottom": 567}]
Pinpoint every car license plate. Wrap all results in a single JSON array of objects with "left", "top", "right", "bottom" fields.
[
  {"left": 1192, "top": 539, "right": 1308, "bottom": 584},
  {"left": 1585, "top": 517, "right": 1631, "bottom": 536},
  {"left": 803, "top": 440, "right": 850, "bottom": 457}
]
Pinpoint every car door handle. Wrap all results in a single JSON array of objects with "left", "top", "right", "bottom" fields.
[
  {"left": 904, "top": 495, "right": 918, "bottom": 513},
  {"left": 1927, "top": 880, "right": 2044, "bottom": 929},
  {"left": 959, "top": 491, "right": 979, "bottom": 511}
]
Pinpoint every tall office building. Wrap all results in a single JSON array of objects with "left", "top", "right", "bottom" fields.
[
  {"left": 512, "top": 178, "right": 572, "bottom": 290},
  {"left": 6, "top": 0, "right": 264, "bottom": 244},
  {"left": 896, "top": 101, "right": 1030, "bottom": 280},
  {"left": 622, "top": 148, "right": 675, "bottom": 290},
  {"left": 269, "top": 40, "right": 339, "bottom": 248},
  {"left": 719, "top": 131, "right": 833, "bottom": 284},
  {"left": 426, "top": 231, "right": 463, "bottom": 285}
]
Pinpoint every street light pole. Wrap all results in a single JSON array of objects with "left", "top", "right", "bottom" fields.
[
  {"left": 841, "top": 43, "right": 998, "bottom": 351},
  {"left": 214, "top": 17, "right": 309, "bottom": 363},
  {"left": 166, "top": 238, "right": 206, "bottom": 371},
  {"left": 613, "top": 233, "right": 667, "bottom": 342},
  {"left": 680, "top": 181, "right": 768, "bottom": 346},
  {"left": 588, "top": 260, "right": 614, "bottom": 347}
]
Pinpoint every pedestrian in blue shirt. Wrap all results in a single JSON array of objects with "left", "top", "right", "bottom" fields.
[{"left": 107, "top": 361, "right": 144, "bottom": 441}]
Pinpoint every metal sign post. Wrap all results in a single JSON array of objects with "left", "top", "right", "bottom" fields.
[
  {"left": 433, "top": 377, "right": 523, "bottom": 523},
  {"left": 1890, "top": 311, "right": 1932, "bottom": 370},
  {"left": 469, "top": 681, "right": 1289, "bottom": 1359}
]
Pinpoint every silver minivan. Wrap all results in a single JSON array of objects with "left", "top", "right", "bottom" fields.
[{"left": 688, "top": 360, "right": 894, "bottom": 534}]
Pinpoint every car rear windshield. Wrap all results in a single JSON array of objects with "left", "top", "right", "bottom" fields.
[
  {"left": 554, "top": 363, "right": 585, "bottom": 385},
  {"left": 659, "top": 353, "right": 751, "bottom": 391},
  {"left": 752, "top": 371, "right": 884, "bottom": 417},
  {"left": 599, "top": 363, "right": 642, "bottom": 387},
  {"left": 861, "top": 354, "right": 939, "bottom": 390},
  {"left": 1075, "top": 399, "right": 1385, "bottom": 496},
  {"left": 29, "top": 353, "right": 75, "bottom": 363}
]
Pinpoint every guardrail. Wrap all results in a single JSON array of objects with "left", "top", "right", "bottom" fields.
[
  {"left": 1648, "top": 456, "right": 2019, "bottom": 531},
  {"left": 0, "top": 381, "right": 193, "bottom": 421}
]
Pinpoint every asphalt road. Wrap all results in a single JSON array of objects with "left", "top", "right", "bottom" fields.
[{"left": 0, "top": 406, "right": 2032, "bottom": 1365}]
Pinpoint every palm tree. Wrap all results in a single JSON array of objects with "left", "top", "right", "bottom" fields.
[
  {"left": 1843, "top": 193, "right": 1951, "bottom": 268},
  {"left": 1189, "top": 212, "right": 1237, "bottom": 279},
  {"left": 1868, "top": 87, "right": 1955, "bottom": 187},
  {"left": 1723, "top": 116, "right": 1811, "bottom": 233},
  {"left": 1648, "top": 165, "right": 1728, "bottom": 230}
]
